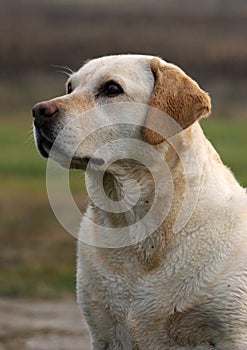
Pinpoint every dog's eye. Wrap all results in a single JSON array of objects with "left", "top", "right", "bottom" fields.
[
  {"left": 103, "top": 81, "right": 124, "bottom": 97},
  {"left": 67, "top": 81, "right": 73, "bottom": 94}
]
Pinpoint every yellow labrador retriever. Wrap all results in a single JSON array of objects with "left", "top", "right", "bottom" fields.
[{"left": 33, "top": 55, "right": 247, "bottom": 350}]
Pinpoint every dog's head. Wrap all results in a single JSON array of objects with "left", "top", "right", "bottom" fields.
[{"left": 32, "top": 55, "right": 211, "bottom": 170}]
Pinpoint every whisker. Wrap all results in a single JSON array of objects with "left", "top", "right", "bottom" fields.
[
  {"left": 25, "top": 128, "right": 35, "bottom": 149},
  {"left": 57, "top": 70, "right": 72, "bottom": 77},
  {"left": 51, "top": 64, "right": 74, "bottom": 76}
]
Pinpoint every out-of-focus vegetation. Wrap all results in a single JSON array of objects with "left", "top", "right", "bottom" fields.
[{"left": 0, "top": 0, "right": 246, "bottom": 297}]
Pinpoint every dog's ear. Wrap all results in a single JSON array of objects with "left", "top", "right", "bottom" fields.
[{"left": 143, "top": 58, "right": 211, "bottom": 145}]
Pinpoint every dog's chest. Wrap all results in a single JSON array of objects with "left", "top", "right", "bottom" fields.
[
  {"left": 78, "top": 242, "right": 161, "bottom": 322},
  {"left": 95, "top": 248, "right": 149, "bottom": 317}
]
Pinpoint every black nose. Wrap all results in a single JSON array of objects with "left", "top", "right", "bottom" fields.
[{"left": 32, "top": 101, "right": 58, "bottom": 119}]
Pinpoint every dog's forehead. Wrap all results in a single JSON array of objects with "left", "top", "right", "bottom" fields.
[{"left": 73, "top": 55, "right": 155, "bottom": 85}]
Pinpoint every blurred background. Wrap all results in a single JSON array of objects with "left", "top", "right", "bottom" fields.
[{"left": 0, "top": 0, "right": 246, "bottom": 348}]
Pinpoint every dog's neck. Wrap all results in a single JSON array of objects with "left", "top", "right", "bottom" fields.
[
  {"left": 87, "top": 126, "right": 206, "bottom": 232},
  {"left": 88, "top": 162, "right": 155, "bottom": 225},
  {"left": 82, "top": 123, "right": 246, "bottom": 271},
  {"left": 83, "top": 124, "right": 213, "bottom": 269},
  {"left": 85, "top": 139, "right": 189, "bottom": 254}
]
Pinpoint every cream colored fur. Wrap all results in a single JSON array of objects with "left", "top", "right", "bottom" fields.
[{"left": 33, "top": 55, "right": 247, "bottom": 350}]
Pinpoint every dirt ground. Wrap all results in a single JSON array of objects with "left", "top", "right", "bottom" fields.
[{"left": 0, "top": 297, "right": 91, "bottom": 350}]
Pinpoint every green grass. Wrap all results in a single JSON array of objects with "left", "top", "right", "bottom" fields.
[
  {"left": 0, "top": 264, "right": 75, "bottom": 298},
  {"left": 0, "top": 119, "right": 84, "bottom": 297},
  {"left": 0, "top": 116, "right": 246, "bottom": 297},
  {"left": 0, "top": 120, "right": 85, "bottom": 194},
  {"left": 200, "top": 117, "right": 247, "bottom": 187}
]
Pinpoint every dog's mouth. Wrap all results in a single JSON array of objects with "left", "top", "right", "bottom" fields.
[
  {"left": 34, "top": 127, "right": 53, "bottom": 158},
  {"left": 34, "top": 126, "right": 104, "bottom": 170},
  {"left": 70, "top": 156, "right": 105, "bottom": 169}
]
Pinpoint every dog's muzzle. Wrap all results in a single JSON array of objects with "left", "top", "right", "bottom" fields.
[{"left": 32, "top": 101, "right": 105, "bottom": 169}]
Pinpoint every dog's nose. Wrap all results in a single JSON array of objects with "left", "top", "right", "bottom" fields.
[{"left": 32, "top": 101, "right": 58, "bottom": 119}]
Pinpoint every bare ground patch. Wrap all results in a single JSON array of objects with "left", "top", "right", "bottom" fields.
[{"left": 0, "top": 297, "right": 90, "bottom": 350}]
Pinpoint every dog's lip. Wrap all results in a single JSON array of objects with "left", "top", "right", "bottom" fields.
[
  {"left": 39, "top": 140, "right": 52, "bottom": 158},
  {"left": 72, "top": 156, "right": 105, "bottom": 167},
  {"left": 81, "top": 157, "right": 105, "bottom": 166},
  {"left": 35, "top": 127, "right": 105, "bottom": 168},
  {"left": 35, "top": 127, "right": 53, "bottom": 158}
]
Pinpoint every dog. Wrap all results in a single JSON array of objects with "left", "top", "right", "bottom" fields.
[{"left": 33, "top": 55, "right": 247, "bottom": 349}]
